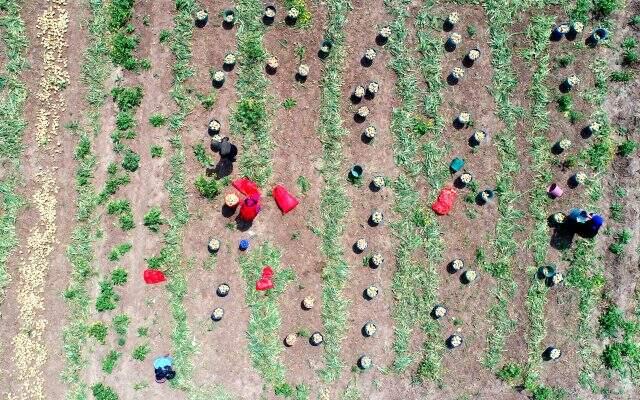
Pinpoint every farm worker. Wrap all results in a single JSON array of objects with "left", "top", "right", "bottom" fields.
[
  {"left": 582, "top": 214, "right": 604, "bottom": 238},
  {"left": 213, "top": 137, "right": 238, "bottom": 178},
  {"left": 238, "top": 194, "right": 261, "bottom": 222},
  {"left": 566, "top": 208, "right": 604, "bottom": 237},
  {"left": 153, "top": 355, "right": 176, "bottom": 383}
]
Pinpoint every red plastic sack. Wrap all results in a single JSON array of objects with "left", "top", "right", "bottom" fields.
[
  {"left": 261, "top": 266, "right": 274, "bottom": 279},
  {"left": 238, "top": 195, "right": 261, "bottom": 222},
  {"left": 432, "top": 186, "right": 457, "bottom": 215},
  {"left": 272, "top": 185, "right": 299, "bottom": 214},
  {"left": 256, "top": 277, "right": 274, "bottom": 291},
  {"left": 143, "top": 269, "right": 166, "bottom": 284},
  {"left": 256, "top": 266, "right": 275, "bottom": 291},
  {"left": 233, "top": 178, "right": 261, "bottom": 197}
]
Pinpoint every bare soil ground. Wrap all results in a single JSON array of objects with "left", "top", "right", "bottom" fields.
[{"left": 0, "top": 0, "right": 639, "bottom": 399}]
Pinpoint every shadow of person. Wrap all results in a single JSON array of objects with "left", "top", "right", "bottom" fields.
[
  {"left": 550, "top": 225, "right": 575, "bottom": 250},
  {"left": 214, "top": 157, "right": 234, "bottom": 179},
  {"left": 235, "top": 215, "right": 253, "bottom": 232},
  {"left": 221, "top": 204, "right": 236, "bottom": 218}
]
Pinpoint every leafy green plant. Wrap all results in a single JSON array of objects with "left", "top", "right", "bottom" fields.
[
  {"left": 88, "top": 322, "right": 109, "bottom": 344},
  {"left": 296, "top": 175, "right": 310, "bottom": 194},
  {"left": 194, "top": 175, "right": 223, "bottom": 199},
  {"left": 111, "top": 268, "right": 128, "bottom": 285},
  {"left": 556, "top": 53, "right": 574, "bottom": 68},
  {"left": 91, "top": 383, "right": 119, "bottom": 400},
  {"left": 557, "top": 95, "right": 573, "bottom": 113},
  {"left": 143, "top": 207, "right": 164, "bottom": 232},
  {"left": 108, "top": 243, "right": 132, "bottom": 261},
  {"left": 112, "top": 86, "right": 143, "bottom": 111},
  {"left": 96, "top": 280, "right": 118, "bottom": 312},
  {"left": 609, "top": 229, "right": 632, "bottom": 255},
  {"left": 122, "top": 150, "right": 140, "bottom": 172},
  {"left": 282, "top": 98, "right": 297, "bottom": 109},
  {"left": 132, "top": 343, "right": 151, "bottom": 361},
  {"left": 149, "top": 113, "right": 167, "bottom": 127},
  {"left": 610, "top": 70, "right": 634, "bottom": 82},
  {"left": 466, "top": 25, "right": 476, "bottom": 37},
  {"left": 497, "top": 363, "right": 522, "bottom": 382},
  {"left": 599, "top": 306, "right": 626, "bottom": 337},
  {"left": 594, "top": 0, "right": 620, "bottom": 17},
  {"left": 102, "top": 350, "right": 121, "bottom": 373},
  {"left": 630, "top": 15, "right": 640, "bottom": 26},
  {"left": 150, "top": 145, "right": 163, "bottom": 158},
  {"left": 618, "top": 140, "right": 638, "bottom": 156},
  {"left": 113, "top": 314, "right": 130, "bottom": 336},
  {"left": 610, "top": 203, "right": 624, "bottom": 222},
  {"left": 137, "top": 327, "right": 149, "bottom": 337},
  {"left": 193, "top": 143, "right": 213, "bottom": 167},
  {"left": 159, "top": 29, "right": 171, "bottom": 43}
]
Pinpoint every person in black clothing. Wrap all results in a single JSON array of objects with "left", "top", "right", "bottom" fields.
[{"left": 211, "top": 136, "right": 238, "bottom": 178}]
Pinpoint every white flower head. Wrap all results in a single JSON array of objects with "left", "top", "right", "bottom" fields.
[
  {"left": 460, "top": 173, "right": 472, "bottom": 184},
  {"left": 371, "top": 211, "right": 383, "bottom": 224},
  {"left": 380, "top": 26, "right": 392, "bottom": 38},
  {"left": 354, "top": 85, "right": 365, "bottom": 97},
  {"left": 298, "top": 64, "right": 309, "bottom": 76},
  {"left": 450, "top": 33, "right": 462, "bottom": 45},
  {"left": 267, "top": 56, "right": 279, "bottom": 69},
  {"left": 356, "top": 238, "right": 368, "bottom": 251},
  {"left": 452, "top": 259, "right": 464, "bottom": 270},
  {"left": 468, "top": 49, "right": 481, "bottom": 60},
  {"left": 371, "top": 253, "right": 384, "bottom": 266},
  {"left": 452, "top": 67, "right": 464, "bottom": 79},
  {"left": 196, "top": 10, "right": 208, "bottom": 20},
  {"left": 367, "top": 81, "right": 379, "bottom": 94},
  {"left": 224, "top": 53, "right": 236, "bottom": 65},
  {"left": 448, "top": 12, "right": 460, "bottom": 25},
  {"left": 287, "top": 8, "right": 299, "bottom": 18},
  {"left": 357, "top": 106, "right": 370, "bottom": 117},
  {"left": 365, "top": 48, "right": 377, "bottom": 60},
  {"left": 364, "top": 125, "right": 376, "bottom": 138},
  {"left": 213, "top": 70, "right": 225, "bottom": 81}
]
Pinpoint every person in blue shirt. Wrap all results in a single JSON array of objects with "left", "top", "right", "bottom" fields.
[
  {"left": 567, "top": 208, "right": 604, "bottom": 238},
  {"left": 154, "top": 355, "right": 176, "bottom": 383}
]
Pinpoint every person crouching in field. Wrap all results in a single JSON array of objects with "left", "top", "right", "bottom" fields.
[
  {"left": 567, "top": 208, "right": 604, "bottom": 238},
  {"left": 154, "top": 355, "right": 176, "bottom": 383}
]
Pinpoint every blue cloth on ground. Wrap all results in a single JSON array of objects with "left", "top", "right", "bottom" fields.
[{"left": 154, "top": 356, "right": 173, "bottom": 370}]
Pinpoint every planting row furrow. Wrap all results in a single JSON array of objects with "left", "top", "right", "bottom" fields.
[
  {"left": 566, "top": 56, "right": 615, "bottom": 391},
  {"left": 413, "top": 0, "right": 448, "bottom": 382},
  {"left": 521, "top": 14, "right": 554, "bottom": 392},
  {"left": 238, "top": 242, "right": 296, "bottom": 396},
  {"left": 61, "top": 1, "right": 111, "bottom": 398},
  {"left": 0, "top": 0, "right": 28, "bottom": 313},
  {"left": 480, "top": 0, "right": 525, "bottom": 370},
  {"left": 384, "top": 0, "right": 447, "bottom": 381},
  {"left": 11, "top": 1, "right": 68, "bottom": 398},
  {"left": 232, "top": 0, "right": 273, "bottom": 187},
  {"left": 317, "top": 0, "right": 351, "bottom": 383}
]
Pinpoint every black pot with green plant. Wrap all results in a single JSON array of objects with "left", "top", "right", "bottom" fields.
[
  {"left": 263, "top": 5, "right": 276, "bottom": 25},
  {"left": 318, "top": 39, "right": 333, "bottom": 59},
  {"left": 222, "top": 9, "right": 235, "bottom": 29},
  {"left": 195, "top": 10, "right": 208, "bottom": 28}
]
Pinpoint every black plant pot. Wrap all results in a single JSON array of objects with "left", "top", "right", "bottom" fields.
[
  {"left": 195, "top": 14, "right": 208, "bottom": 28},
  {"left": 262, "top": 6, "right": 276, "bottom": 25},
  {"left": 375, "top": 34, "right": 389, "bottom": 46}
]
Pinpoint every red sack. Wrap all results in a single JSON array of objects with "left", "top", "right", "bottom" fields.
[
  {"left": 238, "top": 195, "right": 261, "bottom": 222},
  {"left": 272, "top": 185, "right": 299, "bottom": 214},
  {"left": 261, "top": 266, "right": 274, "bottom": 279},
  {"left": 256, "top": 277, "right": 274, "bottom": 291},
  {"left": 233, "top": 178, "right": 261, "bottom": 197},
  {"left": 143, "top": 269, "right": 166, "bottom": 284},
  {"left": 432, "top": 186, "right": 457, "bottom": 215}
]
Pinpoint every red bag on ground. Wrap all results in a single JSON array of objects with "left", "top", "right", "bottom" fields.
[
  {"left": 432, "top": 186, "right": 457, "bottom": 215},
  {"left": 272, "top": 185, "right": 299, "bottom": 214},
  {"left": 238, "top": 195, "right": 261, "bottom": 222},
  {"left": 143, "top": 269, "right": 166, "bottom": 284},
  {"left": 232, "top": 178, "right": 261, "bottom": 197},
  {"left": 256, "top": 277, "right": 274, "bottom": 291},
  {"left": 261, "top": 266, "right": 274, "bottom": 279}
]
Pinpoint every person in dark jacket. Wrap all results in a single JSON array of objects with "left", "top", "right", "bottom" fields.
[{"left": 213, "top": 137, "right": 238, "bottom": 178}]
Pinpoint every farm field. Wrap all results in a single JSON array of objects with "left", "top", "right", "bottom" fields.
[{"left": 0, "top": 0, "right": 639, "bottom": 399}]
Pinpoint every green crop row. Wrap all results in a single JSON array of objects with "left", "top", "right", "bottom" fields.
[
  {"left": 521, "top": 14, "right": 554, "bottom": 392},
  {"left": 0, "top": 0, "right": 28, "bottom": 308},
  {"left": 62, "top": 1, "right": 112, "bottom": 398},
  {"left": 316, "top": 0, "right": 351, "bottom": 383},
  {"left": 231, "top": 0, "right": 273, "bottom": 187},
  {"left": 238, "top": 242, "right": 296, "bottom": 396},
  {"left": 481, "top": 0, "right": 526, "bottom": 370}
]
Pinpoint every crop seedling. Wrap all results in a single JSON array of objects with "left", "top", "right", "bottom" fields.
[
  {"left": 133, "top": 343, "right": 151, "bottom": 361},
  {"left": 282, "top": 97, "right": 297, "bottom": 109},
  {"left": 89, "top": 322, "right": 109, "bottom": 344},
  {"left": 143, "top": 207, "right": 164, "bottom": 232},
  {"left": 102, "top": 350, "right": 121, "bottom": 373},
  {"left": 150, "top": 145, "right": 163, "bottom": 158},
  {"left": 296, "top": 175, "right": 310, "bottom": 194},
  {"left": 108, "top": 243, "right": 132, "bottom": 261},
  {"left": 149, "top": 113, "right": 168, "bottom": 127},
  {"left": 111, "top": 268, "right": 128, "bottom": 285}
]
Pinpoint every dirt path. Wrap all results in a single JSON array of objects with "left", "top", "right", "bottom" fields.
[
  {"left": 180, "top": 0, "right": 262, "bottom": 397},
  {"left": 85, "top": 0, "right": 187, "bottom": 399}
]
